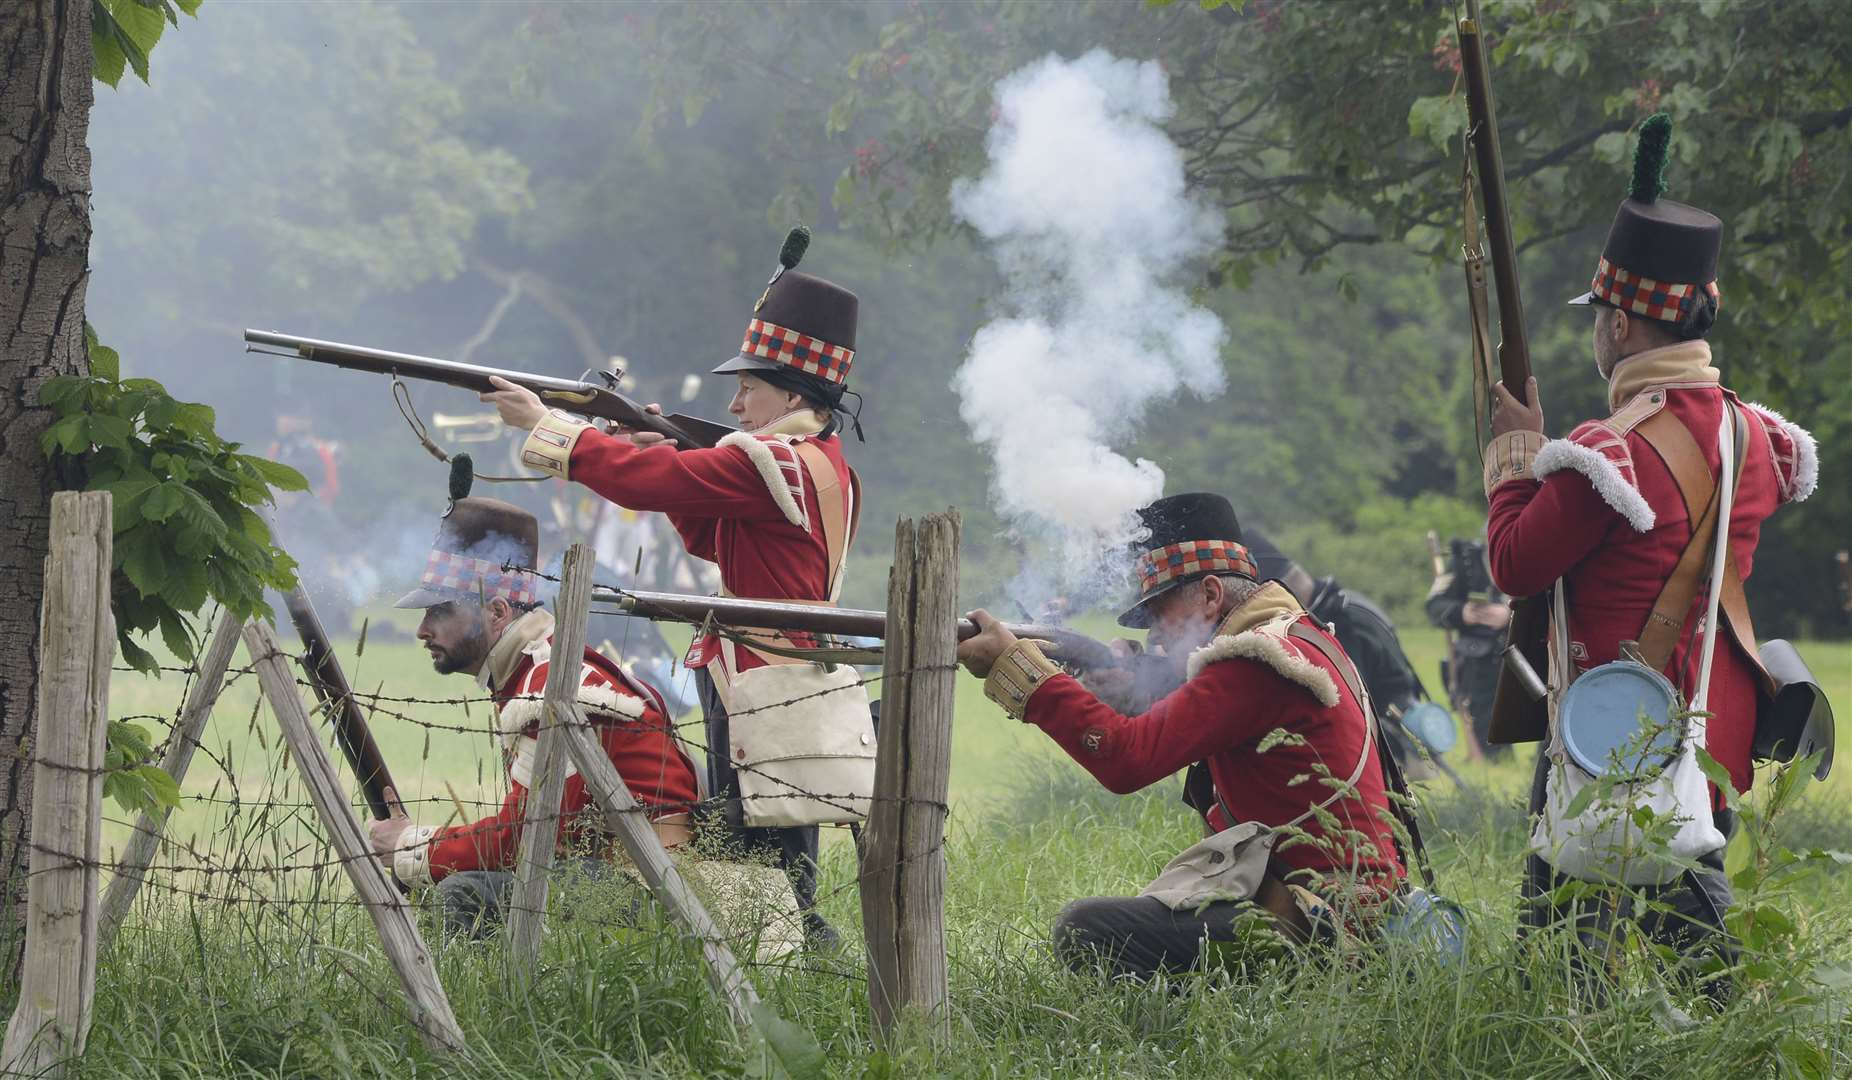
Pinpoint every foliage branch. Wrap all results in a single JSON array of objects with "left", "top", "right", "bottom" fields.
[{"left": 39, "top": 328, "right": 304, "bottom": 812}]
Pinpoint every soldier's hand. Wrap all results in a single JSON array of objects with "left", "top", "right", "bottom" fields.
[
  {"left": 1463, "top": 600, "right": 1512, "bottom": 629},
  {"left": 605, "top": 403, "right": 681, "bottom": 448},
  {"left": 367, "top": 786, "right": 415, "bottom": 858},
  {"left": 957, "top": 609, "right": 1020, "bottom": 679},
  {"left": 482, "top": 375, "right": 547, "bottom": 431},
  {"left": 1490, "top": 376, "right": 1544, "bottom": 437}
]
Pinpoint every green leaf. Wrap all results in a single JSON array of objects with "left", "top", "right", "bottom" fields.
[
  {"left": 1562, "top": 780, "right": 1598, "bottom": 821},
  {"left": 120, "top": 530, "right": 170, "bottom": 597},
  {"left": 744, "top": 1004, "right": 825, "bottom": 1080},
  {"left": 1693, "top": 748, "right": 1738, "bottom": 809},
  {"left": 86, "top": 412, "right": 135, "bottom": 450},
  {"left": 142, "top": 482, "right": 185, "bottom": 523},
  {"left": 172, "top": 401, "right": 217, "bottom": 437},
  {"left": 38, "top": 375, "right": 90, "bottom": 410},
  {"left": 41, "top": 415, "right": 89, "bottom": 456},
  {"left": 86, "top": 326, "right": 121, "bottom": 381},
  {"left": 104, "top": 477, "right": 160, "bottom": 531},
  {"left": 1406, "top": 95, "right": 1466, "bottom": 152},
  {"left": 117, "top": 631, "right": 156, "bottom": 674},
  {"left": 103, "top": 0, "right": 166, "bottom": 65},
  {"left": 91, "top": 3, "right": 129, "bottom": 88},
  {"left": 133, "top": 764, "right": 182, "bottom": 811},
  {"left": 242, "top": 455, "right": 310, "bottom": 493},
  {"left": 157, "top": 608, "right": 195, "bottom": 662}
]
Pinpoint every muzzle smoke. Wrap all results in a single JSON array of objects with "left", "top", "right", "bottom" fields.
[{"left": 952, "top": 51, "right": 1226, "bottom": 603}]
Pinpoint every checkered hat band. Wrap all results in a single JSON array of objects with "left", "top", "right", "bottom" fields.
[
  {"left": 1590, "top": 256, "right": 1721, "bottom": 321},
  {"left": 421, "top": 549, "right": 538, "bottom": 606},
  {"left": 1136, "top": 541, "right": 1258, "bottom": 595},
  {"left": 740, "top": 318, "right": 854, "bottom": 385}
]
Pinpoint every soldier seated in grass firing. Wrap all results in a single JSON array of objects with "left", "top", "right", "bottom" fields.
[
  {"left": 957, "top": 494, "right": 1413, "bottom": 981},
  {"left": 365, "top": 481, "right": 706, "bottom": 938}
]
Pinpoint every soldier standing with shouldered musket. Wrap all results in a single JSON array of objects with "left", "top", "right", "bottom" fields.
[
  {"left": 481, "top": 229, "right": 873, "bottom": 949},
  {"left": 1481, "top": 115, "right": 1817, "bottom": 981}
]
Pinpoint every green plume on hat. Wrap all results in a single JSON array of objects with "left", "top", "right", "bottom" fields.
[
  {"left": 448, "top": 452, "right": 474, "bottom": 503},
  {"left": 779, "top": 225, "right": 811, "bottom": 270},
  {"left": 1629, "top": 113, "right": 1672, "bottom": 204}
]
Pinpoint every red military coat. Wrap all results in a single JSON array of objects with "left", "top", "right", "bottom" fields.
[
  {"left": 1483, "top": 341, "right": 1818, "bottom": 798},
  {"left": 986, "top": 584, "right": 1407, "bottom": 893},
  {"left": 521, "top": 410, "right": 852, "bottom": 674},
  {"left": 392, "top": 612, "right": 700, "bottom": 886}
]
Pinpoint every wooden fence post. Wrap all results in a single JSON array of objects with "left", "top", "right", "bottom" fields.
[
  {"left": 860, "top": 510, "right": 958, "bottom": 1044},
  {"left": 242, "top": 620, "right": 467, "bottom": 1056},
  {"left": 556, "top": 703, "right": 764, "bottom": 1035},
  {"left": 1, "top": 492, "right": 113, "bottom": 1079},
  {"left": 506, "top": 542, "right": 594, "bottom": 978},
  {"left": 96, "top": 608, "right": 243, "bottom": 952}
]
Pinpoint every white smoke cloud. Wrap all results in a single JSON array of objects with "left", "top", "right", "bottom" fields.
[{"left": 952, "top": 50, "right": 1226, "bottom": 590}]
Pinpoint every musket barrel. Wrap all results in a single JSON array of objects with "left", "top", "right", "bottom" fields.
[
  {"left": 1458, "top": 3, "right": 1532, "bottom": 402},
  {"left": 588, "top": 587, "right": 1118, "bottom": 669},
  {"left": 244, "top": 329, "right": 591, "bottom": 396}
]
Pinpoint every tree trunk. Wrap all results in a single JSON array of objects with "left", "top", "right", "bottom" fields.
[{"left": 0, "top": 0, "right": 94, "bottom": 981}]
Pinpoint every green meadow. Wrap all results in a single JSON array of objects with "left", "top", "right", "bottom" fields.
[{"left": 78, "top": 612, "right": 1852, "bottom": 1078}]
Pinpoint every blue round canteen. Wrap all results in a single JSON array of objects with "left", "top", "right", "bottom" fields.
[
  {"left": 1400, "top": 701, "right": 1458, "bottom": 755},
  {"left": 1557, "top": 661, "right": 1682, "bottom": 777}
]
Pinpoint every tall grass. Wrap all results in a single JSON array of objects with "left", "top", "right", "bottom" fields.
[{"left": 64, "top": 755, "right": 1850, "bottom": 1079}]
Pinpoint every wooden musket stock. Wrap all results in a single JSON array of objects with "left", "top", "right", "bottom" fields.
[{"left": 279, "top": 585, "right": 400, "bottom": 822}]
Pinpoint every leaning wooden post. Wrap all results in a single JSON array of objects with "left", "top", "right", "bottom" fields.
[
  {"left": 860, "top": 510, "right": 958, "bottom": 1044},
  {"left": 242, "top": 620, "right": 467, "bottom": 1056},
  {"left": 2, "top": 493, "right": 112, "bottom": 1080},
  {"left": 506, "top": 542, "right": 595, "bottom": 978},
  {"left": 97, "top": 608, "right": 243, "bottom": 951},
  {"left": 556, "top": 703, "right": 764, "bottom": 1035}
]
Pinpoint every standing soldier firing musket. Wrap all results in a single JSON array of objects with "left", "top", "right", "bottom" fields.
[{"left": 481, "top": 228, "right": 875, "bottom": 949}]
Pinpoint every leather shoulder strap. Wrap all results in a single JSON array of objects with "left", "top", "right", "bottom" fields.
[
  {"left": 1634, "top": 406, "right": 1763, "bottom": 683},
  {"left": 1285, "top": 623, "right": 1432, "bottom": 890},
  {"left": 790, "top": 441, "right": 852, "bottom": 602}
]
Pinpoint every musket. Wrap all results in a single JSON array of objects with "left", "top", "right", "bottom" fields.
[
  {"left": 244, "top": 330, "right": 738, "bottom": 451},
  {"left": 278, "top": 583, "right": 400, "bottom": 822},
  {"left": 1459, "top": 0, "right": 1550, "bottom": 744},
  {"left": 589, "top": 586, "right": 1128, "bottom": 673}
]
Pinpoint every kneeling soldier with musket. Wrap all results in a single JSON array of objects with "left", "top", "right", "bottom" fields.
[
  {"left": 957, "top": 494, "right": 1411, "bottom": 981},
  {"left": 366, "top": 477, "right": 704, "bottom": 937}
]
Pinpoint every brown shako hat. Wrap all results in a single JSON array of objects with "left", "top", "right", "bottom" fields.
[
  {"left": 1118, "top": 493, "right": 1260, "bottom": 629},
  {"left": 1567, "top": 114, "right": 1722, "bottom": 327},
  {"left": 713, "top": 226, "right": 859, "bottom": 393},
  {"left": 394, "top": 455, "right": 541, "bottom": 609}
]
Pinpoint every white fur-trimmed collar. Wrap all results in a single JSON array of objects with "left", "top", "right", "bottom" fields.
[
  {"left": 717, "top": 431, "right": 808, "bottom": 529},
  {"left": 1745, "top": 400, "right": 1819, "bottom": 502},
  {"left": 1184, "top": 611, "right": 1341, "bottom": 707},
  {"left": 498, "top": 678, "right": 646, "bottom": 740},
  {"left": 1533, "top": 438, "right": 1657, "bottom": 532}
]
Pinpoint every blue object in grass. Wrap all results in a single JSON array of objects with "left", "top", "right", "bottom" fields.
[
  {"left": 1382, "top": 888, "right": 1466, "bottom": 964},
  {"left": 1400, "top": 700, "right": 1457, "bottom": 755},
  {"left": 1557, "top": 660, "right": 1682, "bottom": 778}
]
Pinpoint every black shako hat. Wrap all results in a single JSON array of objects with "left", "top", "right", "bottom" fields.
[
  {"left": 714, "top": 226, "right": 860, "bottom": 393},
  {"left": 1118, "top": 493, "right": 1260, "bottom": 630},
  {"left": 394, "top": 456, "right": 542, "bottom": 609},
  {"left": 1567, "top": 113, "right": 1722, "bottom": 323}
]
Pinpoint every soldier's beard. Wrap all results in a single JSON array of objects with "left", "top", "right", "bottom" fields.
[{"left": 427, "top": 620, "right": 491, "bottom": 675}]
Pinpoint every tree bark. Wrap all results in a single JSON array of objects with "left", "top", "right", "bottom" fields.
[{"left": 0, "top": 0, "right": 95, "bottom": 976}]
